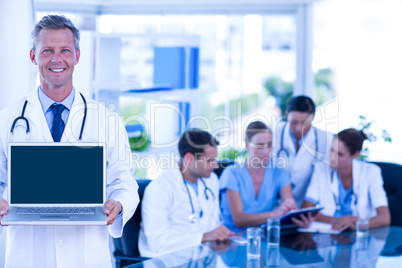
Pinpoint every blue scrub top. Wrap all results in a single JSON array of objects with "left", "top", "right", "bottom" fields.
[
  {"left": 334, "top": 174, "right": 354, "bottom": 218},
  {"left": 219, "top": 163, "right": 291, "bottom": 232}
]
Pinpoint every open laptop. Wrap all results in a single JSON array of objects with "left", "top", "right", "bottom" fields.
[{"left": 1, "top": 143, "right": 107, "bottom": 225}]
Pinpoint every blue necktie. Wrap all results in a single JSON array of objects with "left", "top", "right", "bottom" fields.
[{"left": 51, "top": 104, "right": 66, "bottom": 142}]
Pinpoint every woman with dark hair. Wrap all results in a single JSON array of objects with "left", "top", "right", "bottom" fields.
[
  {"left": 297, "top": 128, "right": 390, "bottom": 231},
  {"left": 272, "top": 95, "right": 334, "bottom": 207},
  {"left": 219, "top": 121, "right": 297, "bottom": 232}
]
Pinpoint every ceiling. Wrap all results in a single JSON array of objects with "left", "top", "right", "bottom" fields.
[{"left": 33, "top": 0, "right": 322, "bottom": 15}]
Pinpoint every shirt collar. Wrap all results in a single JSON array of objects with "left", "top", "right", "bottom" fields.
[
  {"left": 38, "top": 86, "right": 75, "bottom": 113},
  {"left": 288, "top": 127, "right": 302, "bottom": 146}
]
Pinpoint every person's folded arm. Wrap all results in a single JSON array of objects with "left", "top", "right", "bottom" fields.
[
  {"left": 366, "top": 166, "right": 390, "bottom": 228},
  {"left": 202, "top": 225, "right": 234, "bottom": 242},
  {"left": 369, "top": 206, "right": 391, "bottom": 228},
  {"left": 226, "top": 189, "right": 283, "bottom": 227}
]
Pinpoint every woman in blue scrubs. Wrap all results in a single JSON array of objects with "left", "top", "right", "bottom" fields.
[{"left": 220, "top": 121, "right": 298, "bottom": 232}]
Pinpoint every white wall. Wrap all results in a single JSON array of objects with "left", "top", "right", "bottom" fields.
[
  {"left": 0, "top": 1, "right": 35, "bottom": 111},
  {"left": 0, "top": 1, "right": 34, "bottom": 266},
  {"left": 314, "top": 0, "right": 402, "bottom": 163}
]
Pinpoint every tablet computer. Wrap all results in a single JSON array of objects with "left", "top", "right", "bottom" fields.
[{"left": 280, "top": 206, "right": 324, "bottom": 226}]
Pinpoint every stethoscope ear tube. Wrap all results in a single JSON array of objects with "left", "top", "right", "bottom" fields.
[
  {"left": 277, "top": 122, "right": 319, "bottom": 159},
  {"left": 78, "top": 92, "right": 87, "bottom": 141},
  {"left": 10, "top": 100, "right": 30, "bottom": 142},
  {"left": 9, "top": 93, "right": 87, "bottom": 142}
]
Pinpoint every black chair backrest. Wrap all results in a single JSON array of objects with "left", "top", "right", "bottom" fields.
[
  {"left": 371, "top": 162, "right": 402, "bottom": 226},
  {"left": 213, "top": 159, "right": 235, "bottom": 178},
  {"left": 113, "top": 179, "right": 151, "bottom": 257}
]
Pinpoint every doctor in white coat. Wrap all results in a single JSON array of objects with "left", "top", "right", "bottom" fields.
[
  {"left": 299, "top": 128, "right": 390, "bottom": 231},
  {"left": 139, "top": 129, "right": 234, "bottom": 258},
  {"left": 0, "top": 15, "right": 139, "bottom": 268},
  {"left": 272, "top": 95, "right": 333, "bottom": 207}
]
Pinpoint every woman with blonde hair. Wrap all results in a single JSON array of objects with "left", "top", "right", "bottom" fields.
[{"left": 220, "top": 121, "right": 297, "bottom": 232}]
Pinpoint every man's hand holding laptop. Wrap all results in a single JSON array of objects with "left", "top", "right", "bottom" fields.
[
  {"left": 0, "top": 198, "right": 9, "bottom": 226},
  {"left": 104, "top": 199, "right": 122, "bottom": 225},
  {"left": 1, "top": 197, "right": 122, "bottom": 226}
]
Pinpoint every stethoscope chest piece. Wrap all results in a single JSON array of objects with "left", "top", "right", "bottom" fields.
[{"left": 189, "top": 214, "right": 198, "bottom": 224}]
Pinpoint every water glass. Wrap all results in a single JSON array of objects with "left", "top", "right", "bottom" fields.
[
  {"left": 246, "top": 258, "right": 261, "bottom": 268},
  {"left": 266, "top": 245, "right": 280, "bottom": 267},
  {"left": 247, "top": 227, "right": 261, "bottom": 259},
  {"left": 267, "top": 218, "right": 281, "bottom": 246},
  {"left": 356, "top": 236, "right": 369, "bottom": 251},
  {"left": 356, "top": 219, "right": 369, "bottom": 237}
]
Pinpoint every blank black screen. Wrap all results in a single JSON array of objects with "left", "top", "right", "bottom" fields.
[{"left": 10, "top": 145, "right": 104, "bottom": 204}]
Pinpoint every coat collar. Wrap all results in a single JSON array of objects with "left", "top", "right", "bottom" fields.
[
  {"left": 24, "top": 88, "right": 86, "bottom": 142},
  {"left": 25, "top": 89, "right": 53, "bottom": 142},
  {"left": 284, "top": 122, "right": 317, "bottom": 156},
  {"left": 63, "top": 90, "right": 86, "bottom": 142}
]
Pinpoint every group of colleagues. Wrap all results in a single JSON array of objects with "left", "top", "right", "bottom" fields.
[
  {"left": 0, "top": 14, "right": 391, "bottom": 268},
  {"left": 138, "top": 95, "right": 391, "bottom": 258}
]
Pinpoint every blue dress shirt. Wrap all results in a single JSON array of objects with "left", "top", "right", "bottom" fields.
[{"left": 38, "top": 87, "right": 75, "bottom": 133}]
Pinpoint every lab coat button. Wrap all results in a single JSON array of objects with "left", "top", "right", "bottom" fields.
[{"left": 58, "top": 240, "right": 64, "bottom": 245}]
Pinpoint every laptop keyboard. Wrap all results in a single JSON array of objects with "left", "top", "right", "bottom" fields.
[{"left": 16, "top": 207, "right": 96, "bottom": 215}]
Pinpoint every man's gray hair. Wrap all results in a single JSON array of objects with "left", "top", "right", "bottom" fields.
[{"left": 31, "top": 15, "right": 80, "bottom": 52}]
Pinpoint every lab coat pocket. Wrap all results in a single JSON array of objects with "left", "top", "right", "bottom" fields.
[
  {"left": 84, "top": 226, "right": 110, "bottom": 265},
  {"left": 6, "top": 226, "right": 34, "bottom": 267}
]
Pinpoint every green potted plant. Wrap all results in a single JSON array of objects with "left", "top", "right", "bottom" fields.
[{"left": 357, "top": 115, "right": 392, "bottom": 160}]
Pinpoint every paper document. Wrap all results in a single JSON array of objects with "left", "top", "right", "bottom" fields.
[
  {"left": 229, "top": 235, "right": 247, "bottom": 245},
  {"left": 298, "top": 221, "right": 341, "bottom": 234}
]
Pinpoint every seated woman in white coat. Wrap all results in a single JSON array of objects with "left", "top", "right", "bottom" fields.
[
  {"left": 296, "top": 128, "right": 390, "bottom": 231},
  {"left": 220, "top": 121, "right": 298, "bottom": 232},
  {"left": 139, "top": 129, "right": 233, "bottom": 258},
  {"left": 272, "top": 96, "right": 334, "bottom": 207}
]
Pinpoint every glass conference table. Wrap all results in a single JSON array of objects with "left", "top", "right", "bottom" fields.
[{"left": 128, "top": 226, "right": 402, "bottom": 268}]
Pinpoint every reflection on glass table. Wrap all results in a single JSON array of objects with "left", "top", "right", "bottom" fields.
[{"left": 127, "top": 226, "right": 402, "bottom": 268}]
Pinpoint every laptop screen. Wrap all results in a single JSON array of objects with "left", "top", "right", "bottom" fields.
[{"left": 9, "top": 143, "right": 105, "bottom": 205}]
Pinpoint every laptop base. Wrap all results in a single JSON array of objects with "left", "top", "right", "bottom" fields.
[{"left": 1, "top": 206, "right": 107, "bottom": 226}]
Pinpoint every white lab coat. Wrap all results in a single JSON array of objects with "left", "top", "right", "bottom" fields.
[
  {"left": 305, "top": 160, "right": 388, "bottom": 220},
  {"left": 138, "top": 167, "right": 221, "bottom": 258},
  {"left": 0, "top": 89, "right": 139, "bottom": 268},
  {"left": 272, "top": 122, "right": 333, "bottom": 207}
]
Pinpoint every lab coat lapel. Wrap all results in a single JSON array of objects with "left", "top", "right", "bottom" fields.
[
  {"left": 330, "top": 169, "right": 339, "bottom": 204},
  {"left": 62, "top": 91, "right": 86, "bottom": 142},
  {"left": 26, "top": 90, "right": 53, "bottom": 142},
  {"left": 352, "top": 160, "right": 361, "bottom": 215}
]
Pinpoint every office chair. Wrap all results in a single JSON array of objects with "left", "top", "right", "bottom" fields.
[
  {"left": 213, "top": 159, "right": 235, "bottom": 178},
  {"left": 371, "top": 161, "right": 402, "bottom": 227},
  {"left": 113, "top": 179, "right": 151, "bottom": 268}
]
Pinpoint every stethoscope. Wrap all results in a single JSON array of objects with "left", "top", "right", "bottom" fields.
[
  {"left": 9, "top": 93, "right": 87, "bottom": 142},
  {"left": 183, "top": 178, "right": 215, "bottom": 224},
  {"left": 330, "top": 169, "right": 357, "bottom": 212},
  {"left": 276, "top": 122, "right": 319, "bottom": 159}
]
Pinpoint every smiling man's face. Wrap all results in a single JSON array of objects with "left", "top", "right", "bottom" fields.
[{"left": 30, "top": 28, "right": 80, "bottom": 101}]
